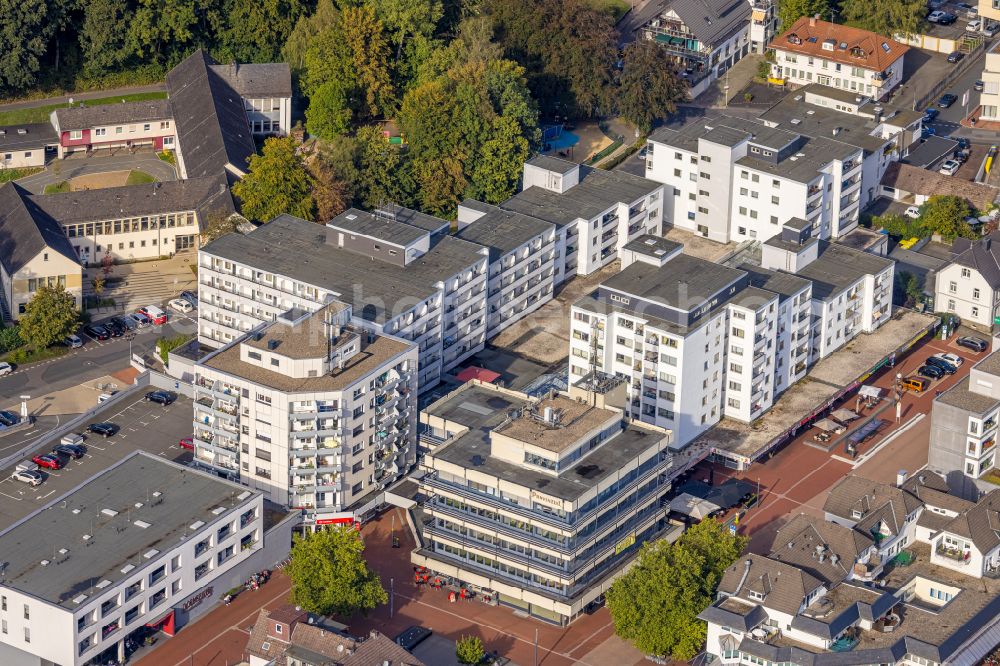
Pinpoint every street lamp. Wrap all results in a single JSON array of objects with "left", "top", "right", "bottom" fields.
[{"left": 125, "top": 332, "right": 136, "bottom": 362}]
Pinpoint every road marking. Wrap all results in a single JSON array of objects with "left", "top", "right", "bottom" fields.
[
  {"left": 35, "top": 490, "right": 54, "bottom": 500},
  {"left": 0, "top": 490, "right": 22, "bottom": 501}
]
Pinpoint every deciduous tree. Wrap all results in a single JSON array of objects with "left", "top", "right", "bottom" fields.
[
  {"left": 232, "top": 136, "right": 314, "bottom": 222},
  {"left": 286, "top": 526, "right": 387, "bottom": 618},
  {"left": 777, "top": 0, "right": 830, "bottom": 35},
  {"left": 607, "top": 520, "right": 746, "bottom": 660},
  {"left": 919, "top": 195, "right": 975, "bottom": 241},
  {"left": 306, "top": 154, "right": 353, "bottom": 222},
  {"left": 283, "top": 0, "right": 340, "bottom": 76},
  {"left": 355, "top": 125, "right": 412, "bottom": 209},
  {"left": 216, "top": 0, "right": 307, "bottom": 63},
  {"left": 306, "top": 81, "right": 354, "bottom": 140},
  {"left": 0, "top": 0, "right": 52, "bottom": 93},
  {"left": 456, "top": 635, "right": 486, "bottom": 664},
  {"left": 841, "top": 0, "right": 925, "bottom": 39},
  {"left": 19, "top": 284, "right": 79, "bottom": 350},
  {"left": 617, "top": 41, "right": 687, "bottom": 133}
]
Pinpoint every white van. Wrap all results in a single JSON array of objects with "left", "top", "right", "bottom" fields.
[
  {"left": 61, "top": 433, "right": 85, "bottom": 446},
  {"left": 15, "top": 460, "right": 39, "bottom": 473}
]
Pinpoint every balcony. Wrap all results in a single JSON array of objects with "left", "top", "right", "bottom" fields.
[{"left": 935, "top": 543, "right": 970, "bottom": 563}]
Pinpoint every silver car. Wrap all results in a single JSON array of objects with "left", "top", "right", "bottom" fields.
[{"left": 12, "top": 469, "right": 43, "bottom": 486}]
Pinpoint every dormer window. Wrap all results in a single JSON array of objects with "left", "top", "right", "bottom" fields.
[
  {"left": 275, "top": 623, "right": 283, "bottom": 634},
  {"left": 851, "top": 509, "right": 863, "bottom": 519},
  {"left": 748, "top": 590, "right": 764, "bottom": 600}
]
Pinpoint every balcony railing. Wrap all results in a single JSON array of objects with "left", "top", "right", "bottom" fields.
[{"left": 936, "top": 543, "right": 970, "bottom": 563}]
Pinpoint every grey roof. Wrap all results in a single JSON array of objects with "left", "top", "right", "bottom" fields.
[
  {"left": 718, "top": 554, "right": 823, "bottom": 615},
  {"left": 28, "top": 172, "right": 233, "bottom": 226},
  {"left": 768, "top": 513, "right": 874, "bottom": 584},
  {"left": 526, "top": 155, "right": 577, "bottom": 173},
  {"left": 0, "top": 452, "right": 258, "bottom": 609},
  {"left": 0, "top": 183, "right": 78, "bottom": 274},
  {"left": 500, "top": 166, "right": 661, "bottom": 227},
  {"left": 202, "top": 214, "right": 487, "bottom": 325},
  {"left": 935, "top": 376, "right": 1000, "bottom": 414},
  {"left": 902, "top": 136, "right": 959, "bottom": 169},
  {"left": 939, "top": 489, "right": 1000, "bottom": 553},
  {"left": 975, "top": 349, "right": 1000, "bottom": 377},
  {"left": 426, "top": 384, "right": 668, "bottom": 501},
  {"left": 455, "top": 201, "right": 554, "bottom": 260},
  {"left": 648, "top": 116, "right": 755, "bottom": 153},
  {"left": 792, "top": 241, "right": 894, "bottom": 300},
  {"left": 822, "top": 475, "right": 921, "bottom": 525},
  {"left": 0, "top": 122, "right": 57, "bottom": 151},
  {"left": 622, "top": 234, "right": 683, "bottom": 257},
  {"left": 328, "top": 208, "right": 429, "bottom": 247},
  {"left": 601, "top": 254, "right": 746, "bottom": 310},
  {"left": 620, "top": 0, "right": 750, "bottom": 46},
  {"left": 53, "top": 98, "right": 172, "bottom": 131},
  {"left": 389, "top": 207, "right": 450, "bottom": 234},
  {"left": 760, "top": 95, "right": 890, "bottom": 154},
  {"left": 949, "top": 231, "right": 1000, "bottom": 289},
  {"left": 209, "top": 63, "right": 292, "bottom": 98},
  {"left": 166, "top": 50, "right": 256, "bottom": 178},
  {"left": 736, "top": 135, "right": 857, "bottom": 184},
  {"left": 902, "top": 472, "right": 975, "bottom": 514},
  {"left": 742, "top": 265, "right": 812, "bottom": 303}
]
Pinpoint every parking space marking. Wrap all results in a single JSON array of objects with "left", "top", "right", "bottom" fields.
[
  {"left": 0, "top": 490, "right": 22, "bottom": 501},
  {"left": 35, "top": 490, "right": 54, "bottom": 500}
]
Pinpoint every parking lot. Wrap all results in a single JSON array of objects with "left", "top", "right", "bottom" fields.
[{"left": 0, "top": 391, "right": 194, "bottom": 531}]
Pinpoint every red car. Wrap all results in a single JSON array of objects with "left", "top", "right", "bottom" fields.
[
  {"left": 137, "top": 306, "right": 167, "bottom": 325},
  {"left": 32, "top": 454, "right": 63, "bottom": 470},
  {"left": 179, "top": 437, "right": 194, "bottom": 450}
]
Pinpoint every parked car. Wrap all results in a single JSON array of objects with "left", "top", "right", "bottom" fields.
[
  {"left": 32, "top": 454, "right": 63, "bottom": 470},
  {"left": 54, "top": 443, "right": 85, "bottom": 459},
  {"left": 968, "top": 19, "right": 982, "bottom": 32},
  {"left": 84, "top": 325, "right": 110, "bottom": 341},
  {"left": 985, "top": 22, "right": 999, "bottom": 36},
  {"left": 958, "top": 335, "right": 989, "bottom": 352},
  {"left": 904, "top": 206, "right": 921, "bottom": 219},
  {"left": 395, "top": 626, "right": 432, "bottom": 651},
  {"left": 115, "top": 315, "right": 137, "bottom": 331},
  {"left": 103, "top": 319, "right": 125, "bottom": 337},
  {"left": 938, "top": 93, "right": 958, "bottom": 107},
  {"left": 925, "top": 356, "right": 958, "bottom": 374},
  {"left": 947, "top": 51, "right": 965, "bottom": 63},
  {"left": 145, "top": 390, "right": 177, "bottom": 406},
  {"left": 64, "top": 334, "right": 83, "bottom": 348},
  {"left": 12, "top": 469, "right": 43, "bottom": 486},
  {"left": 178, "top": 437, "right": 195, "bottom": 451},
  {"left": 129, "top": 312, "right": 151, "bottom": 328},
  {"left": 928, "top": 10, "right": 952, "bottom": 22},
  {"left": 939, "top": 159, "right": 961, "bottom": 175},
  {"left": 97, "top": 392, "right": 117, "bottom": 404},
  {"left": 922, "top": 126, "right": 937, "bottom": 139},
  {"left": 954, "top": 149, "right": 970, "bottom": 164},
  {"left": 918, "top": 364, "right": 945, "bottom": 380},
  {"left": 0, "top": 362, "right": 12, "bottom": 377},
  {"left": 180, "top": 290, "right": 199, "bottom": 307},
  {"left": 934, "top": 352, "right": 964, "bottom": 367},
  {"left": 0, "top": 411, "right": 20, "bottom": 426},
  {"left": 168, "top": 298, "right": 194, "bottom": 314},
  {"left": 137, "top": 306, "right": 167, "bottom": 325},
  {"left": 975, "top": 79, "right": 986, "bottom": 92},
  {"left": 88, "top": 422, "right": 120, "bottom": 437},
  {"left": 923, "top": 108, "right": 940, "bottom": 122}
]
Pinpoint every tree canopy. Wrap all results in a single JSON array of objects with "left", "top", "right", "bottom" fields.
[
  {"left": 285, "top": 526, "right": 387, "bottom": 618},
  {"left": 617, "top": 41, "right": 688, "bottom": 133},
  {"left": 874, "top": 196, "right": 976, "bottom": 242},
  {"left": 19, "top": 284, "right": 79, "bottom": 350},
  {"left": 607, "top": 519, "right": 747, "bottom": 660},
  {"left": 232, "top": 136, "right": 314, "bottom": 223},
  {"left": 840, "top": 0, "right": 925, "bottom": 39},
  {"left": 777, "top": 0, "right": 831, "bottom": 35}
]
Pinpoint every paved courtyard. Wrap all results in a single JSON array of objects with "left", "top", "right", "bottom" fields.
[{"left": 14, "top": 151, "right": 177, "bottom": 194}]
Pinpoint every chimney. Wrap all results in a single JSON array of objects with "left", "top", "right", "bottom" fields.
[
  {"left": 896, "top": 470, "right": 907, "bottom": 487},
  {"left": 809, "top": 14, "right": 818, "bottom": 26},
  {"left": 734, "top": 558, "right": 753, "bottom": 593}
]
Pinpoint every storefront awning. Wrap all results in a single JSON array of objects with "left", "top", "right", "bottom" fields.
[
  {"left": 831, "top": 408, "right": 860, "bottom": 422},
  {"left": 145, "top": 609, "right": 176, "bottom": 637},
  {"left": 858, "top": 385, "right": 882, "bottom": 399},
  {"left": 669, "top": 493, "right": 722, "bottom": 520},
  {"left": 813, "top": 418, "right": 843, "bottom": 433}
]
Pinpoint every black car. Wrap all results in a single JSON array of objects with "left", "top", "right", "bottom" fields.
[
  {"left": 395, "top": 626, "right": 432, "bottom": 651},
  {"left": 145, "top": 390, "right": 177, "bottom": 406},
  {"left": 88, "top": 422, "right": 120, "bottom": 437},
  {"left": 0, "top": 410, "right": 18, "bottom": 427},
  {"left": 84, "top": 325, "right": 110, "bottom": 341},
  {"left": 923, "top": 108, "right": 940, "bottom": 122},
  {"left": 54, "top": 443, "right": 85, "bottom": 459},
  {"left": 958, "top": 335, "right": 989, "bottom": 352},
  {"left": 918, "top": 364, "right": 945, "bottom": 380},
  {"left": 925, "top": 356, "right": 957, "bottom": 374},
  {"left": 939, "top": 93, "right": 959, "bottom": 107},
  {"left": 103, "top": 319, "right": 125, "bottom": 337},
  {"left": 114, "top": 315, "right": 137, "bottom": 331},
  {"left": 947, "top": 51, "right": 964, "bottom": 63},
  {"left": 938, "top": 12, "right": 958, "bottom": 24}
]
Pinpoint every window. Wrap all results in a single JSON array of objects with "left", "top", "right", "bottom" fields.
[
  {"left": 143, "top": 124, "right": 151, "bottom": 131},
  {"left": 962, "top": 268, "right": 972, "bottom": 278},
  {"left": 70, "top": 130, "right": 82, "bottom": 140},
  {"left": 275, "top": 623, "right": 284, "bottom": 634},
  {"left": 948, "top": 299, "right": 956, "bottom": 311},
  {"left": 23, "top": 604, "right": 29, "bottom": 620},
  {"left": 95, "top": 128, "right": 107, "bottom": 136},
  {"left": 973, "top": 307, "right": 980, "bottom": 318},
  {"left": 949, "top": 281, "right": 958, "bottom": 293},
  {"left": 974, "top": 288, "right": 981, "bottom": 300}
]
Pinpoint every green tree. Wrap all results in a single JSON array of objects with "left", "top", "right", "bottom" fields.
[
  {"left": 283, "top": 0, "right": 340, "bottom": 76},
  {"left": 201, "top": 210, "right": 242, "bottom": 242},
  {"left": 472, "top": 115, "right": 530, "bottom": 203},
  {"left": 286, "top": 526, "right": 387, "bottom": 618},
  {"left": 777, "top": 0, "right": 830, "bottom": 34},
  {"left": 80, "top": 0, "right": 135, "bottom": 77},
  {"left": 18, "top": 284, "right": 80, "bottom": 350},
  {"left": 371, "top": 0, "right": 444, "bottom": 63},
  {"left": 306, "top": 153, "right": 353, "bottom": 222},
  {"left": 873, "top": 211, "right": 920, "bottom": 238},
  {"left": 617, "top": 41, "right": 688, "bottom": 133},
  {"left": 456, "top": 635, "right": 486, "bottom": 664},
  {"left": 841, "top": 0, "right": 924, "bottom": 39},
  {"left": 306, "top": 81, "right": 354, "bottom": 140},
  {"left": 0, "top": 0, "right": 52, "bottom": 93},
  {"left": 232, "top": 136, "right": 314, "bottom": 222},
  {"left": 607, "top": 520, "right": 747, "bottom": 660},
  {"left": 920, "top": 195, "right": 975, "bottom": 241},
  {"left": 355, "top": 125, "right": 412, "bottom": 208},
  {"left": 216, "top": 0, "right": 308, "bottom": 63}
]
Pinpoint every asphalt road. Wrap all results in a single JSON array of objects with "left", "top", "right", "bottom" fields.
[
  {"left": 0, "top": 83, "right": 167, "bottom": 112},
  {"left": 0, "top": 312, "right": 197, "bottom": 406}
]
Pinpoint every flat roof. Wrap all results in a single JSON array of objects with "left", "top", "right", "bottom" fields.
[
  {"left": 0, "top": 452, "right": 257, "bottom": 609},
  {"left": 456, "top": 201, "right": 554, "bottom": 259},
  {"left": 0, "top": 123, "right": 58, "bottom": 151},
  {"left": 201, "top": 214, "right": 487, "bottom": 324},
  {"left": 0, "top": 389, "right": 198, "bottom": 533},
  {"left": 742, "top": 265, "right": 812, "bottom": 302},
  {"left": 328, "top": 208, "right": 429, "bottom": 247},
  {"left": 936, "top": 376, "right": 1000, "bottom": 414},
  {"left": 695, "top": 309, "right": 937, "bottom": 459},
  {"left": 494, "top": 396, "right": 618, "bottom": 453},
  {"left": 526, "top": 155, "right": 577, "bottom": 173},
  {"left": 761, "top": 96, "right": 889, "bottom": 154},
  {"left": 736, "top": 135, "right": 857, "bottom": 184},
  {"left": 623, "top": 234, "right": 683, "bottom": 258},
  {"left": 793, "top": 241, "right": 894, "bottom": 300},
  {"left": 601, "top": 254, "right": 746, "bottom": 310}
]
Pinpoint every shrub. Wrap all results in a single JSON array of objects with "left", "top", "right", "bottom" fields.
[
  {"left": 0, "top": 326, "right": 24, "bottom": 353},
  {"left": 157, "top": 334, "right": 191, "bottom": 365}
]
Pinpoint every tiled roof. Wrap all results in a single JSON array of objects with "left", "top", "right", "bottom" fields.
[
  {"left": 209, "top": 63, "right": 292, "bottom": 98},
  {"left": 53, "top": 98, "right": 172, "bottom": 131},
  {"left": 719, "top": 554, "right": 823, "bottom": 615},
  {"left": 948, "top": 231, "right": 1000, "bottom": 289},
  {"left": 0, "top": 182, "right": 78, "bottom": 274},
  {"left": 881, "top": 162, "right": 999, "bottom": 211},
  {"left": 769, "top": 513, "right": 873, "bottom": 584},
  {"left": 769, "top": 17, "right": 908, "bottom": 72},
  {"left": 822, "top": 476, "right": 921, "bottom": 526},
  {"left": 939, "top": 489, "right": 1000, "bottom": 553}
]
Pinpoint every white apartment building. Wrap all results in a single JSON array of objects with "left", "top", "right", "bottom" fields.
[
  {"left": 193, "top": 303, "right": 418, "bottom": 524},
  {"left": 769, "top": 17, "right": 908, "bottom": 102},
  {"left": 760, "top": 220, "right": 894, "bottom": 364},
  {"left": 934, "top": 231, "right": 1000, "bottom": 331},
  {"left": 197, "top": 210, "right": 488, "bottom": 391},
  {"left": 456, "top": 200, "right": 558, "bottom": 338},
  {"left": 209, "top": 63, "right": 293, "bottom": 136},
  {"left": 0, "top": 452, "right": 263, "bottom": 666},
  {"left": 502, "top": 157, "right": 665, "bottom": 280},
  {"left": 569, "top": 224, "right": 891, "bottom": 449},
  {"left": 645, "top": 116, "right": 863, "bottom": 244}
]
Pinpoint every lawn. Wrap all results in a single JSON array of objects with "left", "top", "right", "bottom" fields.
[
  {"left": 44, "top": 181, "right": 70, "bottom": 194},
  {"left": 0, "top": 91, "right": 168, "bottom": 126},
  {"left": 585, "top": 0, "right": 631, "bottom": 21},
  {"left": 0, "top": 167, "right": 43, "bottom": 183},
  {"left": 126, "top": 170, "right": 156, "bottom": 185}
]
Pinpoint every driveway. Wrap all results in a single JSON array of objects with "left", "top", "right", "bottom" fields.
[{"left": 15, "top": 152, "right": 177, "bottom": 194}]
